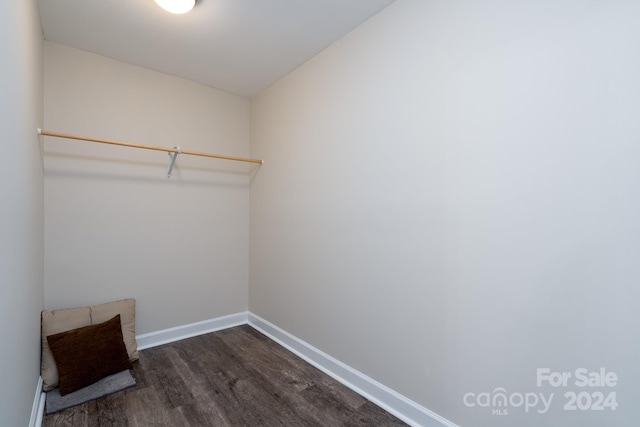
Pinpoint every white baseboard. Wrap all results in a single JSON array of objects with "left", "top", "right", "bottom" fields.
[
  {"left": 29, "top": 376, "right": 45, "bottom": 427},
  {"left": 248, "top": 313, "right": 458, "bottom": 427},
  {"left": 136, "top": 311, "right": 248, "bottom": 350}
]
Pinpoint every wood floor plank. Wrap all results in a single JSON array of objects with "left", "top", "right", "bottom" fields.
[
  {"left": 43, "top": 404, "right": 89, "bottom": 426},
  {"left": 163, "top": 344, "right": 235, "bottom": 426},
  {"left": 42, "top": 325, "right": 408, "bottom": 427},
  {"left": 91, "top": 391, "right": 130, "bottom": 426},
  {"left": 217, "top": 327, "right": 339, "bottom": 425},
  {"left": 300, "top": 383, "right": 372, "bottom": 426},
  {"left": 226, "top": 326, "right": 370, "bottom": 411},
  {"left": 167, "top": 404, "right": 214, "bottom": 427},
  {"left": 125, "top": 387, "right": 173, "bottom": 427},
  {"left": 138, "top": 346, "right": 194, "bottom": 410},
  {"left": 176, "top": 333, "right": 263, "bottom": 426},
  {"left": 359, "top": 400, "right": 411, "bottom": 426}
]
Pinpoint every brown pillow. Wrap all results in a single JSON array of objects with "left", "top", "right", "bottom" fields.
[
  {"left": 47, "top": 315, "right": 133, "bottom": 396},
  {"left": 41, "top": 299, "right": 138, "bottom": 392}
]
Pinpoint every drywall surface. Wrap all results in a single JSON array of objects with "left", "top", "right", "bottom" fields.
[
  {"left": 250, "top": 1, "right": 640, "bottom": 425},
  {"left": 0, "top": 0, "right": 44, "bottom": 425},
  {"left": 44, "top": 43, "right": 251, "bottom": 334}
]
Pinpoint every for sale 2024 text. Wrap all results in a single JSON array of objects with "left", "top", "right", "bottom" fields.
[
  {"left": 537, "top": 368, "right": 618, "bottom": 412},
  {"left": 462, "top": 367, "right": 618, "bottom": 416}
]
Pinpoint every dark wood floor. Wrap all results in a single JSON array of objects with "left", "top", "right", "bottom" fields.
[{"left": 43, "top": 325, "right": 408, "bottom": 426}]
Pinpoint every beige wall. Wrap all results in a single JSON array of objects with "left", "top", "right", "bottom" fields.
[
  {"left": 0, "top": 0, "right": 44, "bottom": 425},
  {"left": 250, "top": 1, "right": 640, "bottom": 426},
  {"left": 43, "top": 43, "right": 251, "bottom": 334}
]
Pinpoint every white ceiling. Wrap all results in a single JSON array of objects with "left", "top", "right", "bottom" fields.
[{"left": 37, "top": 0, "right": 395, "bottom": 97}]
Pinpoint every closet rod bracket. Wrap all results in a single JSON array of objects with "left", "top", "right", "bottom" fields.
[{"left": 167, "top": 146, "right": 181, "bottom": 178}]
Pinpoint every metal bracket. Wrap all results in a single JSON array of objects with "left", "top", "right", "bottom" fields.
[{"left": 167, "top": 146, "right": 181, "bottom": 178}]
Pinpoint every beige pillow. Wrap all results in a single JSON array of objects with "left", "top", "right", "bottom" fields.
[
  {"left": 90, "top": 299, "right": 138, "bottom": 362},
  {"left": 41, "top": 298, "right": 138, "bottom": 392},
  {"left": 41, "top": 307, "right": 91, "bottom": 391}
]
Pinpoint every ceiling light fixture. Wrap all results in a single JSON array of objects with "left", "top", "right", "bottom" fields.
[{"left": 154, "top": 0, "right": 197, "bottom": 14}]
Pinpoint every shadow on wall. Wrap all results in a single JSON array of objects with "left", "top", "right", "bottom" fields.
[{"left": 43, "top": 151, "right": 261, "bottom": 187}]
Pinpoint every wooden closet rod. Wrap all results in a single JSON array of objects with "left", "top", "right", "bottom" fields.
[{"left": 38, "top": 129, "right": 263, "bottom": 165}]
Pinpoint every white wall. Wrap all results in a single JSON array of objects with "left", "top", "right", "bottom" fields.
[
  {"left": 250, "top": 1, "right": 640, "bottom": 426},
  {"left": 44, "top": 43, "right": 252, "bottom": 334},
  {"left": 0, "top": 0, "right": 44, "bottom": 425}
]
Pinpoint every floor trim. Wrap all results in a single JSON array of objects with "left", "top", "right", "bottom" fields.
[
  {"left": 248, "top": 313, "right": 457, "bottom": 427},
  {"left": 29, "top": 376, "right": 45, "bottom": 427},
  {"left": 136, "top": 311, "right": 248, "bottom": 350},
  {"left": 35, "top": 311, "right": 456, "bottom": 427}
]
